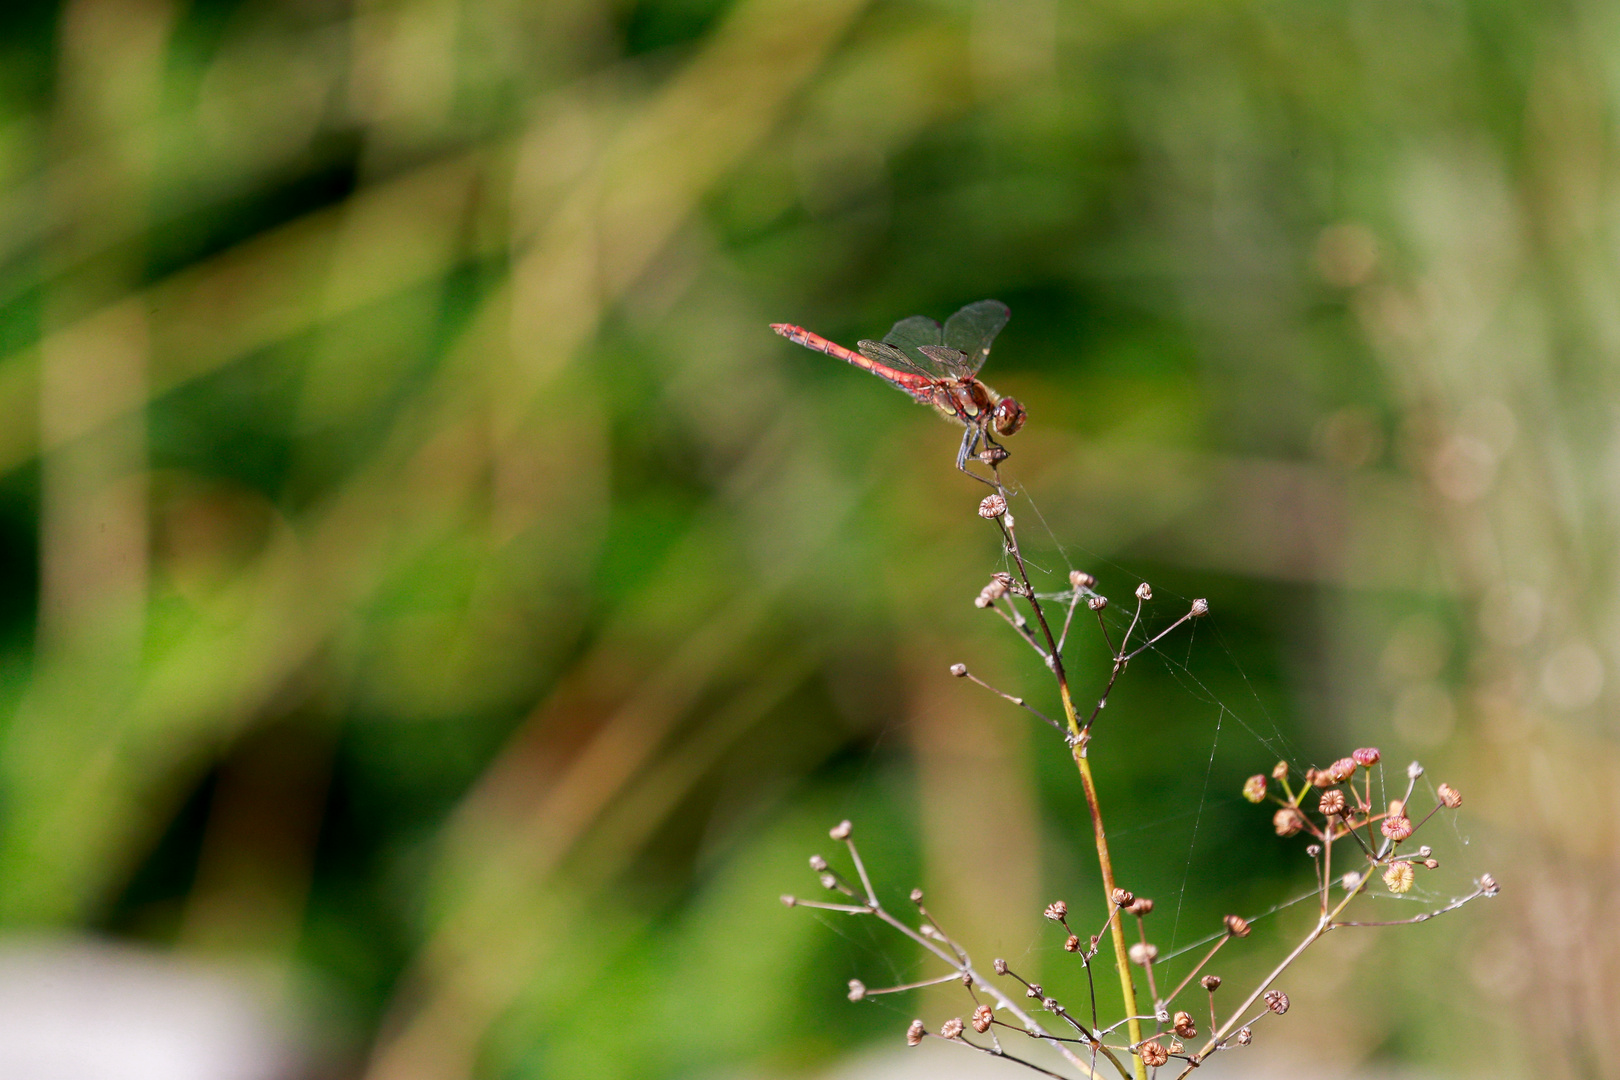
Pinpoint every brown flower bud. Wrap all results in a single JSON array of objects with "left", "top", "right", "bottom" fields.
[
  {"left": 1234, "top": 1027, "right": 1252, "bottom": 1045},
  {"left": 848, "top": 979, "right": 867, "bottom": 1000},
  {"left": 1264, "top": 990, "right": 1290, "bottom": 1015},
  {"left": 1128, "top": 942, "right": 1158, "bottom": 965},
  {"left": 1200, "top": 975, "right": 1221, "bottom": 991},
  {"left": 972, "top": 1004, "right": 993, "bottom": 1033},
  {"left": 1224, "top": 914, "right": 1251, "bottom": 937},
  {"left": 1327, "top": 757, "right": 1357, "bottom": 783},
  {"left": 1381, "top": 815, "right": 1414, "bottom": 842},
  {"left": 1041, "top": 997, "right": 1059, "bottom": 1012},
  {"left": 1088, "top": 595, "right": 1108, "bottom": 611},
  {"left": 961, "top": 972, "right": 972, "bottom": 987},
  {"left": 949, "top": 663, "right": 967, "bottom": 677},
  {"left": 1307, "top": 767, "right": 1333, "bottom": 788},
  {"left": 1136, "top": 582, "right": 1153, "bottom": 601},
  {"left": 979, "top": 494, "right": 1008, "bottom": 518},
  {"left": 1129, "top": 896, "right": 1155, "bottom": 916},
  {"left": 1140, "top": 1039, "right": 1169, "bottom": 1067},
  {"left": 1169, "top": 1038, "right": 1185, "bottom": 1055},
  {"left": 1352, "top": 746, "right": 1380, "bottom": 766},
  {"left": 1383, "top": 862, "right": 1415, "bottom": 893},
  {"left": 993, "top": 958, "right": 1009, "bottom": 975},
  {"left": 1044, "top": 900, "right": 1068, "bottom": 921},
  {"left": 1064, "top": 934, "right": 1081, "bottom": 952},
  {"left": 1271, "top": 760, "right": 1289, "bottom": 780},
  {"left": 829, "top": 820, "right": 852, "bottom": 841},
  {"left": 1480, "top": 873, "right": 1499, "bottom": 897},
  {"left": 1111, "top": 888, "right": 1134, "bottom": 907},
  {"left": 1388, "top": 798, "right": 1406, "bottom": 818},
  {"left": 1273, "top": 807, "right": 1305, "bottom": 836},
  {"left": 1242, "top": 775, "right": 1268, "bottom": 803},
  {"left": 1438, "top": 782, "right": 1462, "bottom": 808},
  {"left": 1070, "top": 570, "right": 1097, "bottom": 588},
  {"left": 1173, "top": 1011, "right": 1197, "bottom": 1038},
  {"left": 907, "top": 1019, "right": 926, "bottom": 1046},
  {"left": 940, "top": 1017, "right": 964, "bottom": 1040},
  {"left": 1305, "top": 843, "right": 1322, "bottom": 857},
  {"left": 1423, "top": 858, "right": 1439, "bottom": 869},
  {"left": 1191, "top": 598, "right": 1210, "bottom": 616},
  {"left": 1025, "top": 983, "right": 1043, "bottom": 998},
  {"left": 1319, "top": 789, "right": 1346, "bottom": 816}
]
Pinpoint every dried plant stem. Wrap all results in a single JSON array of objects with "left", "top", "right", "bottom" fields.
[{"left": 998, "top": 516, "right": 1148, "bottom": 1080}]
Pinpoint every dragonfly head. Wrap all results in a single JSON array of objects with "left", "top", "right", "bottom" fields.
[{"left": 992, "top": 397, "right": 1026, "bottom": 438}]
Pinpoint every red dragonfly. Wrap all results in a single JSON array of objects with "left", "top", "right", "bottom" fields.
[{"left": 771, "top": 299, "right": 1025, "bottom": 485}]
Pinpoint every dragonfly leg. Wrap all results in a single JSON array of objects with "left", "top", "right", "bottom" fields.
[{"left": 955, "top": 425, "right": 1000, "bottom": 489}]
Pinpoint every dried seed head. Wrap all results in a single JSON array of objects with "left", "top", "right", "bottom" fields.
[
  {"left": 1173, "top": 1011, "right": 1197, "bottom": 1038},
  {"left": 1271, "top": 760, "right": 1290, "bottom": 781},
  {"left": 1128, "top": 942, "right": 1158, "bottom": 965},
  {"left": 1383, "top": 862, "right": 1415, "bottom": 893},
  {"left": 979, "top": 493, "right": 1008, "bottom": 519},
  {"left": 1136, "top": 582, "right": 1153, "bottom": 601},
  {"left": 1191, "top": 597, "right": 1210, "bottom": 616},
  {"left": 1418, "top": 845, "right": 1432, "bottom": 857},
  {"left": 1381, "top": 815, "right": 1414, "bottom": 842},
  {"left": 829, "top": 820, "right": 853, "bottom": 841},
  {"left": 949, "top": 663, "right": 968, "bottom": 677},
  {"left": 1438, "top": 782, "right": 1462, "bottom": 808},
  {"left": 1064, "top": 934, "right": 1081, "bottom": 952},
  {"left": 1224, "top": 914, "right": 1251, "bottom": 937},
  {"left": 1264, "top": 990, "right": 1290, "bottom": 1015},
  {"left": 1308, "top": 767, "right": 1333, "bottom": 789},
  {"left": 1273, "top": 807, "right": 1306, "bottom": 836},
  {"left": 1111, "top": 888, "right": 1134, "bottom": 907},
  {"left": 1041, "top": 997, "right": 1059, "bottom": 1012},
  {"left": 810, "top": 855, "right": 828, "bottom": 872},
  {"left": 1169, "top": 1038, "right": 1185, "bottom": 1055},
  {"left": 980, "top": 578, "right": 1009, "bottom": 602},
  {"left": 1327, "top": 757, "right": 1357, "bottom": 783},
  {"left": 972, "top": 1004, "right": 993, "bottom": 1033},
  {"left": 1319, "top": 789, "right": 1347, "bottom": 816},
  {"left": 1407, "top": 760, "right": 1424, "bottom": 780},
  {"left": 1200, "top": 975, "right": 1221, "bottom": 992},
  {"left": 1140, "top": 1039, "right": 1169, "bottom": 1067},
  {"left": 848, "top": 979, "right": 867, "bottom": 1001},
  {"left": 1242, "top": 774, "right": 1268, "bottom": 803},
  {"left": 1129, "top": 897, "right": 1155, "bottom": 916},
  {"left": 1305, "top": 844, "right": 1322, "bottom": 857},
  {"left": 940, "top": 1017, "right": 964, "bottom": 1040},
  {"left": 1423, "top": 858, "right": 1439, "bottom": 869},
  {"left": 1480, "top": 873, "right": 1499, "bottom": 897},
  {"left": 960, "top": 972, "right": 972, "bottom": 987},
  {"left": 1025, "top": 982, "right": 1043, "bottom": 998},
  {"left": 1342, "top": 871, "right": 1362, "bottom": 890},
  {"left": 819, "top": 873, "right": 838, "bottom": 890},
  {"left": 1388, "top": 798, "right": 1406, "bottom": 818},
  {"left": 1044, "top": 900, "right": 1068, "bottom": 921},
  {"left": 907, "top": 1020, "right": 926, "bottom": 1046},
  {"left": 1088, "top": 595, "right": 1109, "bottom": 611},
  {"left": 1353, "top": 746, "right": 1381, "bottom": 766},
  {"left": 1234, "top": 1027, "right": 1253, "bottom": 1046},
  {"left": 1070, "top": 570, "right": 1097, "bottom": 589},
  {"left": 993, "top": 958, "right": 1009, "bottom": 975}
]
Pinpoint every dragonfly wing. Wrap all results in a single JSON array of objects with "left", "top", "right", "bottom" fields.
[
  {"left": 942, "top": 300, "right": 1010, "bottom": 377},
  {"left": 917, "top": 344, "right": 974, "bottom": 380},
  {"left": 857, "top": 338, "right": 931, "bottom": 376},
  {"left": 880, "top": 314, "right": 949, "bottom": 373}
]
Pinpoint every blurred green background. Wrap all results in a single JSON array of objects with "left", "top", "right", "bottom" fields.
[{"left": 0, "top": 0, "right": 1602, "bottom": 1076}]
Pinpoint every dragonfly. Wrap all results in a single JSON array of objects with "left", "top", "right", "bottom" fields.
[{"left": 771, "top": 299, "right": 1025, "bottom": 485}]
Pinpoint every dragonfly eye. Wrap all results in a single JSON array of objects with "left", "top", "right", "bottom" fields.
[{"left": 993, "top": 397, "right": 1026, "bottom": 437}]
